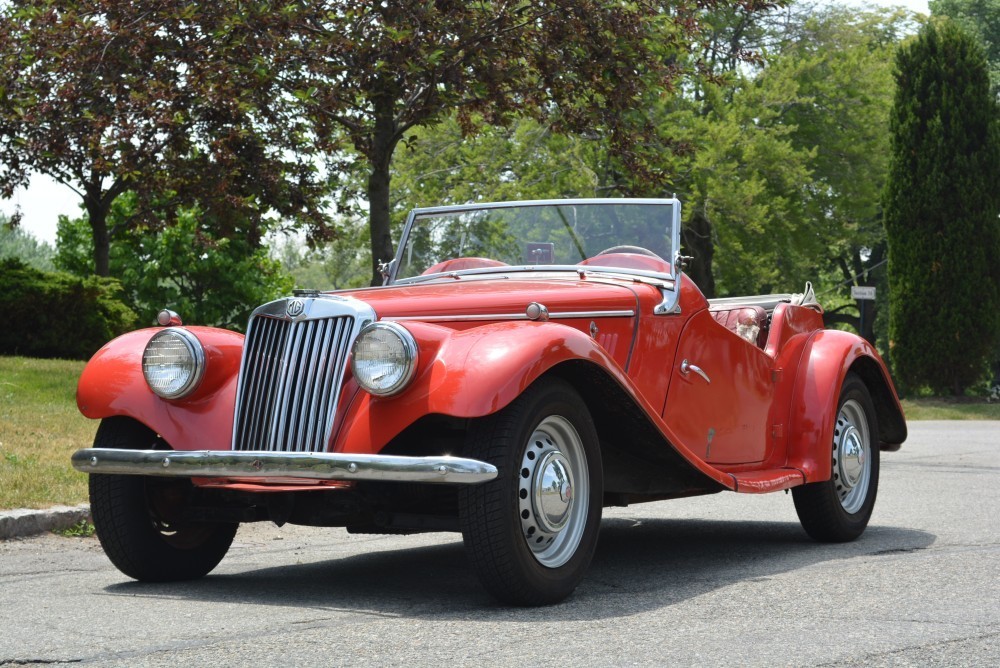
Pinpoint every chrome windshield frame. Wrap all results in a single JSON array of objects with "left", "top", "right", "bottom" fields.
[{"left": 388, "top": 198, "right": 682, "bottom": 286}]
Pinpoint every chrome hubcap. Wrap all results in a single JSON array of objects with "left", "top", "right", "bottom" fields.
[
  {"left": 534, "top": 452, "right": 574, "bottom": 532},
  {"left": 518, "top": 415, "right": 589, "bottom": 568},
  {"left": 838, "top": 426, "right": 865, "bottom": 487},
  {"left": 832, "top": 399, "right": 871, "bottom": 514}
]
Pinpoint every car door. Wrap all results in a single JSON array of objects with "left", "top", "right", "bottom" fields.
[{"left": 662, "top": 309, "right": 774, "bottom": 465}]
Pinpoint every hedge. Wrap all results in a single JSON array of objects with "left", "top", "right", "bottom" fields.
[{"left": 0, "top": 258, "right": 138, "bottom": 360}]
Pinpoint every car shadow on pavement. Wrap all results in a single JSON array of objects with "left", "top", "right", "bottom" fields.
[{"left": 102, "top": 517, "right": 935, "bottom": 620}]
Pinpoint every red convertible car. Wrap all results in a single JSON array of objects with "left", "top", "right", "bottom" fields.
[{"left": 72, "top": 198, "right": 906, "bottom": 605}]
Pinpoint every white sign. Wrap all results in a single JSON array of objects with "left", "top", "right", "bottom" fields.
[{"left": 851, "top": 286, "right": 877, "bottom": 300}]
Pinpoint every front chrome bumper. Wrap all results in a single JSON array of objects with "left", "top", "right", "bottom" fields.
[{"left": 71, "top": 448, "right": 498, "bottom": 485}]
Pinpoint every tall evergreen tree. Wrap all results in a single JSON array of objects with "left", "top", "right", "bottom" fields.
[{"left": 883, "top": 20, "right": 1000, "bottom": 395}]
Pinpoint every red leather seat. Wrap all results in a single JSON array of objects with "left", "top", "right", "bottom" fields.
[
  {"left": 709, "top": 305, "right": 769, "bottom": 348},
  {"left": 421, "top": 257, "right": 509, "bottom": 275}
]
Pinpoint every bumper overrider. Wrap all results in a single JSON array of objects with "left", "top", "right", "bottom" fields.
[{"left": 71, "top": 449, "right": 498, "bottom": 485}]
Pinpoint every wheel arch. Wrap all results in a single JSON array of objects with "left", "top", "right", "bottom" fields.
[
  {"left": 787, "top": 330, "right": 906, "bottom": 483},
  {"left": 334, "top": 320, "right": 625, "bottom": 454},
  {"left": 372, "top": 357, "right": 730, "bottom": 500},
  {"left": 848, "top": 354, "right": 907, "bottom": 448},
  {"left": 76, "top": 327, "right": 243, "bottom": 451}
]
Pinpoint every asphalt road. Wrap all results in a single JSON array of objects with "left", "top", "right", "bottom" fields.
[{"left": 1, "top": 421, "right": 997, "bottom": 667}]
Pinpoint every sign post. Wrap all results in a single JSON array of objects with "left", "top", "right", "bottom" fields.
[
  {"left": 851, "top": 286, "right": 877, "bottom": 344},
  {"left": 851, "top": 286, "right": 876, "bottom": 301}
]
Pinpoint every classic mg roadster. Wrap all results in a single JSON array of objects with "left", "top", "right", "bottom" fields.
[{"left": 73, "top": 198, "right": 906, "bottom": 605}]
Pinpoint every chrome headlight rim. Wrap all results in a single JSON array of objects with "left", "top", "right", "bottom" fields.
[
  {"left": 142, "top": 327, "right": 206, "bottom": 400},
  {"left": 350, "top": 321, "right": 419, "bottom": 397}
]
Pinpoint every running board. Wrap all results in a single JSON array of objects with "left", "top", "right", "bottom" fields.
[{"left": 729, "top": 468, "right": 805, "bottom": 494}]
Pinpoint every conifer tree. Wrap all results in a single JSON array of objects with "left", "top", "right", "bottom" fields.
[{"left": 883, "top": 20, "right": 1000, "bottom": 394}]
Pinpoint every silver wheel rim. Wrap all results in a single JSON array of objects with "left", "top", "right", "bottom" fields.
[
  {"left": 517, "top": 415, "right": 590, "bottom": 568},
  {"left": 833, "top": 398, "right": 871, "bottom": 514}
]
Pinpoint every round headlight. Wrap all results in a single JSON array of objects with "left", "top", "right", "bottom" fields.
[
  {"left": 142, "top": 328, "right": 205, "bottom": 399},
  {"left": 351, "top": 322, "right": 418, "bottom": 397}
]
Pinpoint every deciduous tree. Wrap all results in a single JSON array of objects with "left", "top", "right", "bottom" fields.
[
  {"left": 0, "top": 213, "right": 53, "bottom": 270},
  {"left": 0, "top": 1, "right": 331, "bottom": 276},
  {"left": 930, "top": 0, "right": 1000, "bottom": 91},
  {"left": 56, "top": 194, "right": 292, "bottom": 330},
  {"left": 275, "top": 1, "right": 772, "bottom": 284}
]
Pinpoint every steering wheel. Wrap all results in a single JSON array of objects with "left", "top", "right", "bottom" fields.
[{"left": 596, "top": 245, "right": 665, "bottom": 260}]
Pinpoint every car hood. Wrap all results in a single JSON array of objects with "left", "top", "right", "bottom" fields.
[{"left": 340, "top": 276, "right": 642, "bottom": 321}]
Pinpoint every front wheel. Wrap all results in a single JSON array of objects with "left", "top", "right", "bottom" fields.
[
  {"left": 459, "top": 377, "right": 603, "bottom": 606},
  {"left": 792, "top": 374, "right": 880, "bottom": 542},
  {"left": 89, "top": 417, "right": 238, "bottom": 581}
]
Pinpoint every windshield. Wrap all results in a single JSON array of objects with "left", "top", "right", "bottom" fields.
[{"left": 391, "top": 199, "right": 680, "bottom": 283}]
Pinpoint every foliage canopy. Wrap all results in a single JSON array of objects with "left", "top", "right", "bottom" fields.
[
  {"left": 265, "top": 1, "right": 782, "bottom": 285},
  {"left": 0, "top": 0, "right": 332, "bottom": 276},
  {"left": 56, "top": 194, "right": 293, "bottom": 330}
]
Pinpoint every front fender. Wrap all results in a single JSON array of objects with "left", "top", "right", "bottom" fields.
[
  {"left": 76, "top": 327, "right": 244, "bottom": 450},
  {"left": 334, "top": 321, "right": 628, "bottom": 455},
  {"left": 787, "top": 330, "right": 906, "bottom": 482}
]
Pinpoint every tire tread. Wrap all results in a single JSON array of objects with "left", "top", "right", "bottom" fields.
[
  {"left": 90, "top": 417, "right": 237, "bottom": 582},
  {"left": 459, "top": 378, "right": 602, "bottom": 606},
  {"left": 792, "top": 374, "right": 880, "bottom": 542}
]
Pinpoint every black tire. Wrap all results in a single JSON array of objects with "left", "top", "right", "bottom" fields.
[
  {"left": 793, "top": 374, "right": 880, "bottom": 542},
  {"left": 89, "top": 417, "right": 238, "bottom": 581},
  {"left": 458, "top": 377, "right": 603, "bottom": 606}
]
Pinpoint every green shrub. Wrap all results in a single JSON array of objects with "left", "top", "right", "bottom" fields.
[{"left": 0, "top": 258, "right": 137, "bottom": 360}]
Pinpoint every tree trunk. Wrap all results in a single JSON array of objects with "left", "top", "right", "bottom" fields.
[
  {"left": 681, "top": 204, "right": 715, "bottom": 298},
  {"left": 859, "top": 297, "right": 875, "bottom": 344},
  {"left": 86, "top": 196, "right": 111, "bottom": 277},
  {"left": 367, "top": 95, "right": 397, "bottom": 287},
  {"left": 367, "top": 164, "right": 393, "bottom": 287}
]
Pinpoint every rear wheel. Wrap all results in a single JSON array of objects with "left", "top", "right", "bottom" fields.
[
  {"left": 793, "top": 374, "right": 880, "bottom": 542},
  {"left": 89, "top": 417, "right": 238, "bottom": 581},
  {"left": 459, "top": 378, "right": 603, "bottom": 606}
]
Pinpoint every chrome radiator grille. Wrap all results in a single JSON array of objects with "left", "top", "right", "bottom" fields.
[{"left": 232, "top": 312, "right": 356, "bottom": 453}]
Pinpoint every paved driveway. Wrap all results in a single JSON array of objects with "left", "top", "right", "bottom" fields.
[{"left": 1, "top": 421, "right": 997, "bottom": 666}]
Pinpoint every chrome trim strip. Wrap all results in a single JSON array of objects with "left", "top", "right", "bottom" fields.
[
  {"left": 707, "top": 292, "right": 798, "bottom": 312},
  {"left": 73, "top": 448, "right": 498, "bottom": 485},
  {"left": 653, "top": 281, "right": 681, "bottom": 315},
  {"left": 554, "top": 310, "right": 635, "bottom": 319},
  {"left": 232, "top": 294, "right": 376, "bottom": 453},
  {"left": 408, "top": 197, "right": 680, "bottom": 217},
  {"left": 394, "top": 264, "right": 677, "bottom": 286},
  {"left": 382, "top": 310, "right": 635, "bottom": 323}
]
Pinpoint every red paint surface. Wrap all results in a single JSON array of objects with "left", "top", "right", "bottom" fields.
[
  {"left": 75, "top": 271, "right": 904, "bottom": 495},
  {"left": 77, "top": 327, "right": 243, "bottom": 451}
]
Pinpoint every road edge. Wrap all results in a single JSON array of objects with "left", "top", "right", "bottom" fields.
[{"left": 0, "top": 504, "right": 91, "bottom": 540}]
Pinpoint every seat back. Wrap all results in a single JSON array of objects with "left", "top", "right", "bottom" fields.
[{"left": 708, "top": 305, "right": 769, "bottom": 348}]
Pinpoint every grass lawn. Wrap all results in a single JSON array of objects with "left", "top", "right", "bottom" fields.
[
  {"left": 0, "top": 356, "right": 95, "bottom": 510},
  {"left": 900, "top": 397, "right": 1000, "bottom": 420},
  {"left": 0, "top": 355, "right": 997, "bottom": 511}
]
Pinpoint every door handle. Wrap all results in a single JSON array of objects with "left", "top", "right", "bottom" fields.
[{"left": 680, "top": 359, "right": 711, "bottom": 384}]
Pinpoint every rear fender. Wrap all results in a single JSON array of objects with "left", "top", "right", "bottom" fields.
[
  {"left": 76, "top": 327, "right": 244, "bottom": 450},
  {"left": 787, "top": 330, "right": 906, "bottom": 482}
]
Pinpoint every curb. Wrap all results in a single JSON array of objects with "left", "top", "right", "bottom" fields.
[{"left": 0, "top": 504, "right": 91, "bottom": 540}]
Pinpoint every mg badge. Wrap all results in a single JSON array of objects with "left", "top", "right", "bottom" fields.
[{"left": 286, "top": 299, "right": 305, "bottom": 318}]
